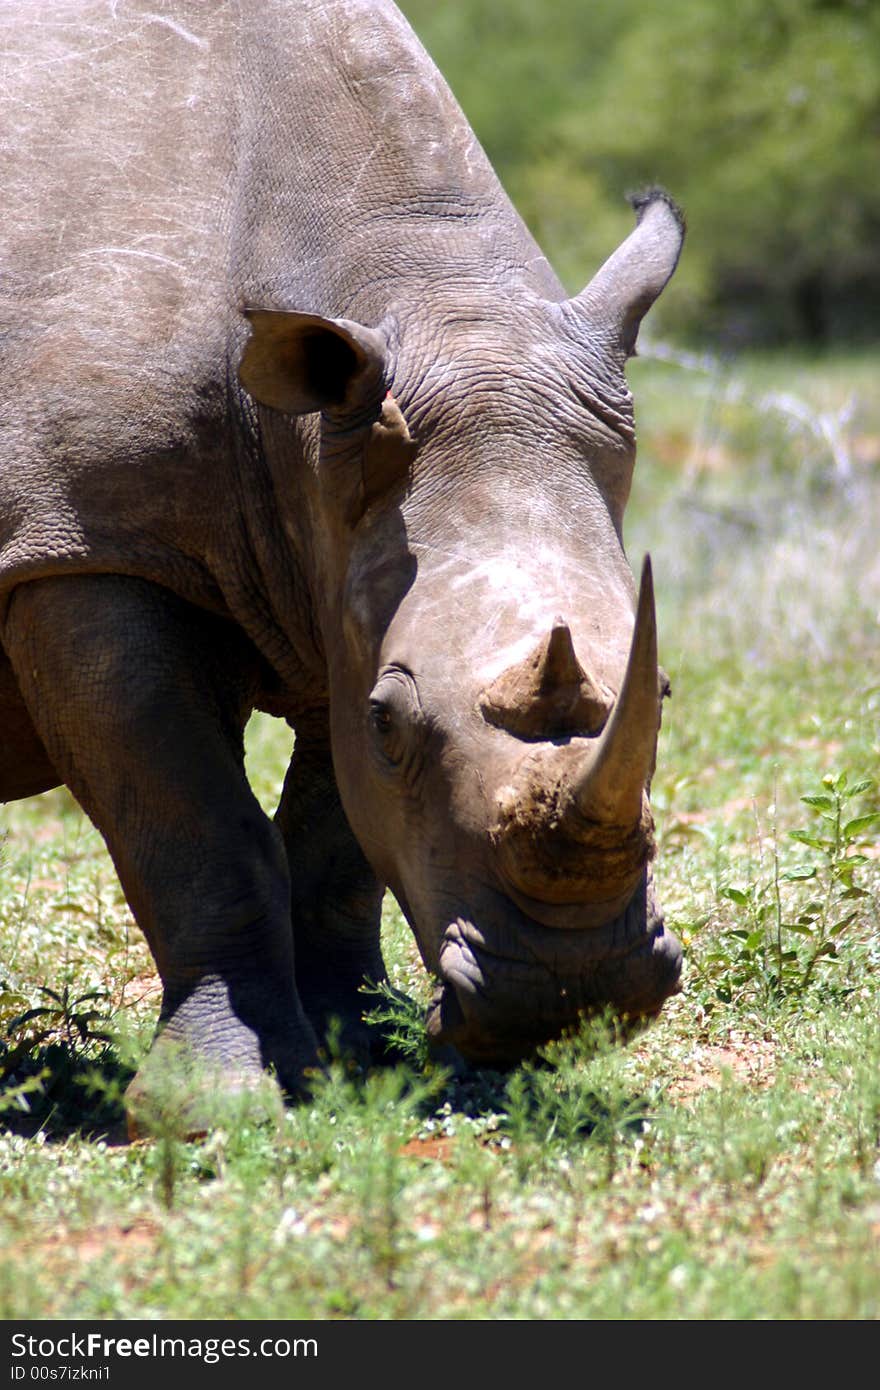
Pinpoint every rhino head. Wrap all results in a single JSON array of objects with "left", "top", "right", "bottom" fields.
[{"left": 240, "top": 193, "right": 685, "bottom": 1067}]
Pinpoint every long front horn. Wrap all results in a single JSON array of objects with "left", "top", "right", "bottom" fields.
[
  {"left": 490, "top": 558, "right": 661, "bottom": 913},
  {"left": 571, "top": 555, "right": 659, "bottom": 825}
]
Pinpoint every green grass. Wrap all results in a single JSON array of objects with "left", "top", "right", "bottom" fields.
[{"left": 1, "top": 348, "right": 879, "bottom": 1319}]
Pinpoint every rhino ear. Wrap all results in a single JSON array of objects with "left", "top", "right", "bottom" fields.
[
  {"left": 239, "top": 309, "right": 388, "bottom": 415},
  {"left": 572, "top": 190, "right": 685, "bottom": 358}
]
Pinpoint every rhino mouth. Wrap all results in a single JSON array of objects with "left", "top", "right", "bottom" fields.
[{"left": 424, "top": 873, "right": 682, "bottom": 1067}]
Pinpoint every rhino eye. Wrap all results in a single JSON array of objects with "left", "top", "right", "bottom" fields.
[
  {"left": 369, "top": 699, "right": 394, "bottom": 737},
  {"left": 367, "top": 668, "right": 421, "bottom": 768}
]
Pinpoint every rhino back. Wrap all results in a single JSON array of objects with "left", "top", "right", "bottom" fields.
[
  {"left": 230, "top": 0, "right": 560, "bottom": 314},
  {"left": 0, "top": 0, "right": 557, "bottom": 612},
  {"left": 1, "top": 2, "right": 230, "bottom": 336},
  {"left": 1, "top": 1, "right": 235, "bottom": 604}
]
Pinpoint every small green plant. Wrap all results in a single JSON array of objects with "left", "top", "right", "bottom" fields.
[
  {"left": 499, "top": 1015, "right": 654, "bottom": 1187},
  {"left": 360, "top": 978, "right": 432, "bottom": 1070},
  {"left": 692, "top": 772, "right": 877, "bottom": 1007},
  {"left": 0, "top": 1071, "right": 50, "bottom": 1118},
  {"left": 0, "top": 983, "right": 119, "bottom": 1128},
  {"left": 308, "top": 1063, "right": 447, "bottom": 1301},
  {"left": 785, "top": 772, "right": 878, "bottom": 989},
  {"left": 502, "top": 1068, "right": 539, "bottom": 1185},
  {"left": 4, "top": 984, "right": 114, "bottom": 1057}
]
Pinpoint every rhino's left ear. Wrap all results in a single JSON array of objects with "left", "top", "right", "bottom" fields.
[
  {"left": 572, "top": 190, "right": 685, "bottom": 359},
  {"left": 239, "top": 309, "right": 388, "bottom": 415}
]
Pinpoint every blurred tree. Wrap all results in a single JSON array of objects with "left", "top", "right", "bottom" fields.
[{"left": 399, "top": 0, "right": 880, "bottom": 345}]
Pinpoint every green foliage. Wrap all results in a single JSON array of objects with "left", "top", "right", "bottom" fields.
[
  {"left": 0, "top": 983, "right": 128, "bottom": 1132},
  {"left": 399, "top": 0, "right": 880, "bottom": 344},
  {"left": 5, "top": 983, "right": 114, "bottom": 1055},
  {"left": 690, "top": 772, "right": 878, "bottom": 1007},
  {"left": 360, "top": 977, "right": 433, "bottom": 1070},
  {"left": 788, "top": 771, "right": 879, "bottom": 983},
  {"left": 501, "top": 1016, "right": 656, "bottom": 1187}
]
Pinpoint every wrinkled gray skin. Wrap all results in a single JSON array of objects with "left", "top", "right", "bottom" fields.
[{"left": 0, "top": 0, "right": 683, "bottom": 1115}]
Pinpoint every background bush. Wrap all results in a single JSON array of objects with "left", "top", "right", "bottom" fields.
[{"left": 400, "top": 0, "right": 880, "bottom": 346}]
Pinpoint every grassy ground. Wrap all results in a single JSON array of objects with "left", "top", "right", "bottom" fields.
[{"left": 1, "top": 349, "right": 878, "bottom": 1320}]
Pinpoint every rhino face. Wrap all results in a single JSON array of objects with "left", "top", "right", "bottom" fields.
[
  {"left": 240, "top": 193, "right": 685, "bottom": 1066},
  {"left": 330, "top": 450, "right": 678, "bottom": 1066}
]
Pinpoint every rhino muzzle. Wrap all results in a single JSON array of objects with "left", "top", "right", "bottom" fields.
[{"left": 426, "top": 874, "right": 682, "bottom": 1066}]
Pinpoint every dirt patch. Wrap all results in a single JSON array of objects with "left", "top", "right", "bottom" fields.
[
  {"left": 120, "top": 971, "right": 163, "bottom": 1007},
  {"left": 24, "top": 1219, "right": 160, "bottom": 1270},
  {"left": 663, "top": 1037, "right": 777, "bottom": 1102},
  {"left": 399, "top": 1135, "right": 456, "bottom": 1163}
]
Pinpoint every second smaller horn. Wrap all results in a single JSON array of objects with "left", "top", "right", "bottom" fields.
[{"left": 478, "top": 620, "right": 612, "bottom": 741}]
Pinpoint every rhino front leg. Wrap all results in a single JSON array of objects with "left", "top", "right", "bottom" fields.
[
  {"left": 2, "top": 575, "right": 319, "bottom": 1127},
  {"left": 0, "top": 647, "right": 60, "bottom": 800},
  {"left": 274, "top": 713, "right": 388, "bottom": 1063}
]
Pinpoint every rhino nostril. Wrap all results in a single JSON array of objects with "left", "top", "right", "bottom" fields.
[{"left": 478, "top": 621, "right": 612, "bottom": 740}]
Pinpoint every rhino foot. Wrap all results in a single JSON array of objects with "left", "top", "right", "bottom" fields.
[
  {"left": 125, "top": 1055, "right": 287, "bottom": 1142},
  {"left": 124, "top": 969, "right": 322, "bottom": 1140}
]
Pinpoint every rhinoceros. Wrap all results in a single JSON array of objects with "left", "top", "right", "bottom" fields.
[{"left": 0, "top": 0, "right": 684, "bottom": 1117}]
